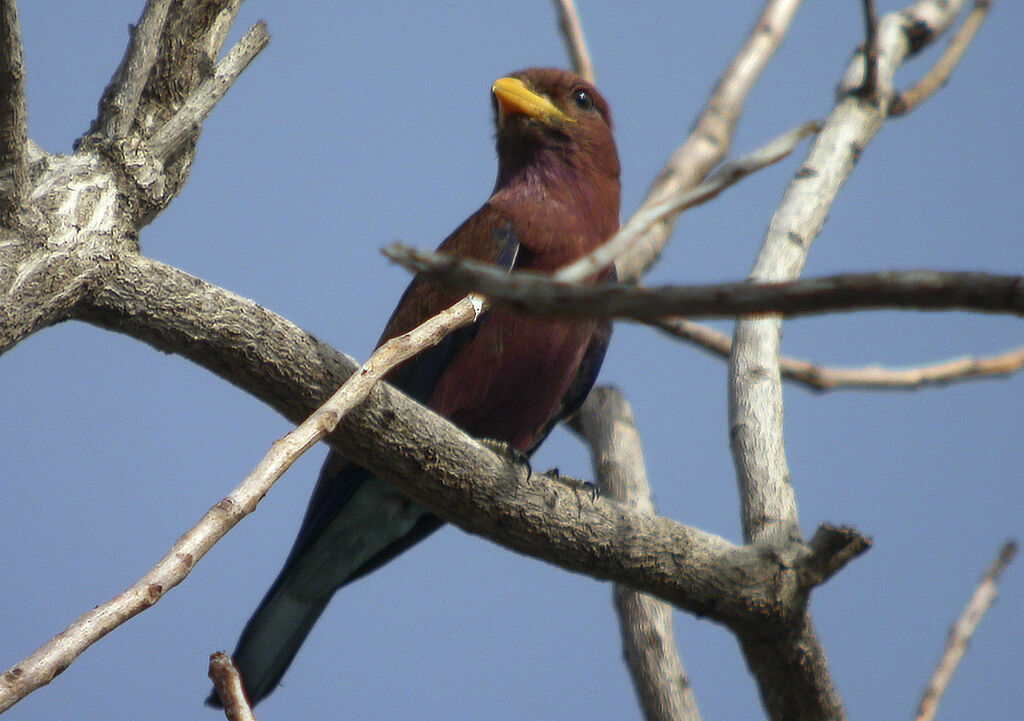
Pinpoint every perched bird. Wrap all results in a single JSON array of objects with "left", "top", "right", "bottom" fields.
[{"left": 213, "top": 67, "right": 621, "bottom": 706}]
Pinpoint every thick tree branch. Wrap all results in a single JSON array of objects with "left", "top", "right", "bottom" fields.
[
  {"left": 0, "top": 0, "right": 27, "bottom": 217},
  {"left": 731, "top": 0, "right": 974, "bottom": 546},
  {"left": 0, "top": 251, "right": 872, "bottom": 713},
  {"left": 76, "top": 262, "right": 791, "bottom": 622},
  {"left": 0, "top": 151, "right": 129, "bottom": 353},
  {"left": 383, "top": 251, "right": 1024, "bottom": 321}
]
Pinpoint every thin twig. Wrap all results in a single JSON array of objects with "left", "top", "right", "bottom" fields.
[
  {"left": 209, "top": 653, "right": 258, "bottom": 721},
  {"left": 615, "top": 0, "right": 805, "bottom": 282},
  {"left": 777, "top": 345, "right": 1024, "bottom": 389},
  {"left": 891, "top": 0, "right": 993, "bottom": 115},
  {"left": 552, "top": 0, "right": 594, "bottom": 83},
  {"left": 657, "top": 318, "right": 1024, "bottom": 391},
  {"left": 555, "top": 121, "right": 819, "bottom": 283},
  {"left": 0, "top": 292, "right": 483, "bottom": 713},
  {"left": 915, "top": 540, "right": 1017, "bottom": 721},
  {"left": 574, "top": 388, "right": 703, "bottom": 721},
  {"left": 858, "top": 0, "right": 880, "bottom": 101},
  {"left": 97, "top": 0, "right": 174, "bottom": 139},
  {"left": 147, "top": 21, "right": 269, "bottom": 161},
  {"left": 0, "top": 0, "right": 27, "bottom": 215}
]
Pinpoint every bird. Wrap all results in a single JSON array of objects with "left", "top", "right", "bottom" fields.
[{"left": 211, "top": 67, "right": 621, "bottom": 707}]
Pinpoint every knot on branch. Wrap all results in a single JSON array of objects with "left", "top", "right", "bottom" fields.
[
  {"left": 801, "top": 523, "right": 873, "bottom": 586},
  {"left": 76, "top": 135, "right": 167, "bottom": 223}
]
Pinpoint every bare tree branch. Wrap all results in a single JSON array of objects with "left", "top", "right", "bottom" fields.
[
  {"left": 775, "top": 346, "right": 1024, "bottom": 390},
  {"left": 0, "top": 151, "right": 124, "bottom": 353},
  {"left": 555, "top": 121, "right": 820, "bottom": 284},
  {"left": 615, "top": 0, "right": 805, "bottom": 282},
  {"left": 731, "top": 0, "right": 974, "bottom": 546},
  {"left": 96, "top": 0, "right": 174, "bottom": 139},
  {"left": 914, "top": 540, "right": 1017, "bottom": 721},
  {"left": 383, "top": 251, "right": 1024, "bottom": 321},
  {"left": 0, "top": 270, "right": 482, "bottom": 712},
  {"left": 0, "top": 0, "right": 27, "bottom": 217},
  {"left": 147, "top": 21, "right": 269, "bottom": 161},
  {"left": 0, "top": 250, "right": 871, "bottom": 713},
  {"left": 891, "top": 0, "right": 993, "bottom": 115},
  {"left": 552, "top": 0, "right": 594, "bottom": 83},
  {"left": 78, "top": 259, "right": 859, "bottom": 623},
  {"left": 656, "top": 319, "right": 1024, "bottom": 391},
  {"left": 208, "top": 653, "right": 257, "bottom": 721},
  {"left": 575, "top": 388, "right": 703, "bottom": 721},
  {"left": 725, "top": 1, "right": 979, "bottom": 718}
]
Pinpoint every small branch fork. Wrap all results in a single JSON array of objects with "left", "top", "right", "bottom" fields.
[
  {"left": 146, "top": 22, "right": 269, "bottom": 162},
  {"left": 613, "top": 0, "right": 807, "bottom": 283},
  {"left": 0, "top": 2, "right": 270, "bottom": 352},
  {"left": 890, "top": 0, "right": 993, "bottom": 115}
]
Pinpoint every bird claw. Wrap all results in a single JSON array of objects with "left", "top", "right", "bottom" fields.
[
  {"left": 478, "top": 438, "right": 532, "bottom": 478},
  {"left": 546, "top": 471, "right": 600, "bottom": 501}
]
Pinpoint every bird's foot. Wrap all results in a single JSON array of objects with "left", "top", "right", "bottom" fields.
[
  {"left": 478, "top": 438, "right": 532, "bottom": 478},
  {"left": 544, "top": 469, "right": 600, "bottom": 501}
]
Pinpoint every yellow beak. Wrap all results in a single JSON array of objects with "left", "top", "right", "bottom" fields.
[{"left": 492, "top": 76, "right": 571, "bottom": 125}]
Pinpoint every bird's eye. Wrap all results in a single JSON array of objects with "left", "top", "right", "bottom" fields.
[{"left": 572, "top": 87, "right": 594, "bottom": 111}]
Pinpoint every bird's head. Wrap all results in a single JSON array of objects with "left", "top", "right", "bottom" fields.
[{"left": 490, "top": 68, "right": 620, "bottom": 194}]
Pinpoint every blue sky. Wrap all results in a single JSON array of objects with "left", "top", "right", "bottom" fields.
[{"left": 2, "top": 2, "right": 1021, "bottom": 720}]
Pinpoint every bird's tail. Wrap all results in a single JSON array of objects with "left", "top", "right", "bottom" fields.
[
  {"left": 207, "top": 460, "right": 443, "bottom": 708},
  {"left": 206, "top": 575, "right": 330, "bottom": 708}
]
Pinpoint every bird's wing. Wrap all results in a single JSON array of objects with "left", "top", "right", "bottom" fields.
[
  {"left": 527, "top": 264, "right": 616, "bottom": 453},
  {"left": 284, "top": 208, "right": 520, "bottom": 567},
  {"left": 216, "top": 211, "right": 521, "bottom": 706}
]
